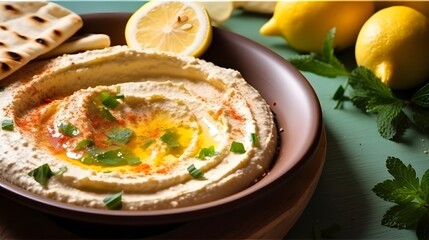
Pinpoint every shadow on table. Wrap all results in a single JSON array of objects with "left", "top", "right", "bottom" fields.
[{"left": 286, "top": 124, "right": 372, "bottom": 239}]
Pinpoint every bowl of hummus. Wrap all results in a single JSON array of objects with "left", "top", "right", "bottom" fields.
[{"left": 0, "top": 13, "right": 323, "bottom": 225}]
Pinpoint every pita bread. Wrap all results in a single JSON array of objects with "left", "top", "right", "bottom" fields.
[
  {"left": 0, "top": 1, "right": 82, "bottom": 80},
  {"left": 38, "top": 33, "right": 111, "bottom": 60}
]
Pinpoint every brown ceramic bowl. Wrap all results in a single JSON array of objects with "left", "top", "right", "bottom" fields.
[{"left": 0, "top": 13, "right": 323, "bottom": 226}]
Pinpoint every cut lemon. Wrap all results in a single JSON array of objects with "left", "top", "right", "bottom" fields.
[
  {"left": 125, "top": 1, "right": 212, "bottom": 57},
  {"left": 200, "top": 1, "right": 234, "bottom": 26}
]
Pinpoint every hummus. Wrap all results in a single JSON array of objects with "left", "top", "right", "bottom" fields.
[{"left": 0, "top": 46, "right": 277, "bottom": 210}]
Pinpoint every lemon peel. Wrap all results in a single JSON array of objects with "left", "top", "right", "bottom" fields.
[
  {"left": 355, "top": 6, "right": 429, "bottom": 90},
  {"left": 125, "top": 1, "right": 212, "bottom": 57},
  {"left": 260, "top": 1, "right": 374, "bottom": 53}
]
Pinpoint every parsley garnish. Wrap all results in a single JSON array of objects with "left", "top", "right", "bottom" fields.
[
  {"left": 74, "top": 138, "right": 93, "bottom": 151},
  {"left": 160, "top": 130, "right": 180, "bottom": 148},
  {"left": 58, "top": 122, "right": 80, "bottom": 137},
  {"left": 251, "top": 133, "right": 259, "bottom": 146},
  {"left": 230, "top": 141, "right": 246, "bottom": 154},
  {"left": 103, "top": 191, "right": 123, "bottom": 210},
  {"left": 99, "top": 107, "right": 116, "bottom": 121},
  {"left": 106, "top": 128, "right": 134, "bottom": 146},
  {"left": 187, "top": 164, "right": 205, "bottom": 179},
  {"left": 196, "top": 145, "right": 217, "bottom": 159},
  {"left": 81, "top": 147, "right": 141, "bottom": 166},
  {"left": 373, "top": 157, "right": 429, "bottom": 239},
  {"left": 100, "top": 91, "right": 121, "bottom": 109},
  {"left": 288, "top": 28, "right": 429, "bottom": 140},
  {"left": 2, "top": 119, "right": 14, "bottom": 131},
  {"left": 28, "top": 164, "right": 67, "bottom": 186}
]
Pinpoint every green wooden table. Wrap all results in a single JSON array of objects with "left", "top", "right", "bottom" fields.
[{"left": 37, "top": 2, "right": 429, "bottom": 239}]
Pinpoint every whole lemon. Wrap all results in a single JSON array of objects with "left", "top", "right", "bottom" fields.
[
  {"left": 375, "top": 1, "right": 429, "bottom": 17},
  {"left": 260, "top": 1, "right": 374, "bottom": 53},
  {"left": 355, "top": 6, "right": 429, "bottom": 90}
]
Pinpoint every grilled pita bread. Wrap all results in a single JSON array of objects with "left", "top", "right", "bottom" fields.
[
  {"left": 0, "top": 1, "right": 82, "bottom": 80},
  {"left": 38, "top": 33, "right": 111, "bottom": 60}
]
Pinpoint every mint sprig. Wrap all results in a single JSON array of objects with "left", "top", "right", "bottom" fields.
[
  {"left": 288, "top": 28, "right": 349, "bottom": 78},
  {"left": 288, "top": 28, "right": 429, "bottom": 140},
  {"left": 373, "top": 157, "right": 429, "bottom": 239}
]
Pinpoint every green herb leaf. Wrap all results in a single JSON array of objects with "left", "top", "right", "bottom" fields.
[
  {"left": 412, "top": 105, "right": 429, "bottom": 132},
  {"left": 141, "top": 139, "right": 155, "bottom": 149},
  {"left": 417, "top": 212, "right": 429, "bottom": 240},
  {"left": 187, "top": 164, "right": 205, "bottom": 179},
  {"left": 106, "top": 128, "right": 134, "bottom": 146},
  {"left": 58, "top": 122, "right": 80, "bottom": 137},
  {"left": 349, "top": 67, "right": 409, "bottom": 139},
  {"left": 373, "top": 157, "right": 429, "bottom": 233},
  {"left": 103, "top": 191, "right": 123, "bottom": 210},
  {"left": 100, "top": 92, "right": 120, "bottom": 109},
  {"left": 99, "top": 107, "right": 116, "bottom": 121},
  {"left": 74, "top": 138, "right": 93, "bottom": 151},
  {"left": 160, "top": 130, "right": 180, "bottom": 148},
  {"left": 251, "top": 133, "right": 259, "bottom": 146},
  {"left": 288, "top": 28, "right": 349, "bottom": 78},
  {"left": 28, "top": 164, "right": 54, "bottom": 186},
  {"left": 82, "top": 148, "right": 141, "bottom": 167},
  {"left": 411, "top": 83, "right": 429, "bottom": 107},
  {"left": 230, "top": 141, "right": 246, "bottom": 154},
  {"left": 196, "top": 145, "right": 217, "bottom": 159},
  {"left": 1, "top": 119, "right": 14, "bottom": 131}
]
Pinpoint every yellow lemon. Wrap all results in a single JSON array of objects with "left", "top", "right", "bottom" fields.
[
  {"left": 375, "top": 1, "right": 429, "bottom": 18},
  {"left": 260, "top": 1, "right": 374, "bottom": 53},
  {"left": 200, "top": 1, "right": 234, "bottom": 26},
  {"left": 125, "top": 1, "right": 212, "bottom": 57},
  {"left": 355, "top": 6, "right": 429, "bottom": 90}
]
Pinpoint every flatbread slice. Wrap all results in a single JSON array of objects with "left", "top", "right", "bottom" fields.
[
  {"left": 0, "top": 1, "right": 83, "bottom": 80},
  {"left": 38, "top": 33, "right": 111, "bottom": 60}
]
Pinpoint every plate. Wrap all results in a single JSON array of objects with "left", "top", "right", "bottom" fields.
[{"left": 0, "top": 13, "right": 323, "bottom": 226}]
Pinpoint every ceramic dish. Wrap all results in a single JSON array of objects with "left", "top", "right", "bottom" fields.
[{"left": 0, "top": 13, "right": 323, "bottom": 226}]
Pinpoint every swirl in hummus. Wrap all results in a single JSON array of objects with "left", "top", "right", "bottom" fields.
[{"left": 0, "top": 46, "right": 277, "bottom": 210}]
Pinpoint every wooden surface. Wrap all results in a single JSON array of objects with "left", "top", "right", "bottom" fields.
[{"left": 0, "top": 128, "right": 326, "bottom": 239}]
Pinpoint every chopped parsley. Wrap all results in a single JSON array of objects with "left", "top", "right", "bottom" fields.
[
  {"left": 74, "top": 138, "right": 93, "bottom": 151},
  {"left": 1, "top": 119, "right": 14, "bottom": 131},
  {"left": 100, "top": 91, "right": 121, "bottom": 109},
  {"left": 28, "top": 164, "right": 67, "bottom": 186},
  {"left": 196, "top": 145, "right": 217, "bottom": 159},
  {"left": 187, "top": 164, "right": 205, "bottom": 179},
  {"left": 106, "top": 128, "right": 134, "bottom": 146},
  {"left": 81, "top": 148, "right": 141, "bottom": 166},
  {"left": 99, "top": 107, "right": 116, "bottom": 121},
  {"left": 58, "top": 122, "right": 80, "bottom": 137},
  {"left": 251, "top": 133, "right": 259, "bottom": 146},
  {"left": 230, "top": 141, "right": 246, "bottom": 154},
  {"left": 160, "top": 130, "right": 180, "bottom": 148},
  {"left": 103, "top": 191, "right": 123, "bottom": 210}
]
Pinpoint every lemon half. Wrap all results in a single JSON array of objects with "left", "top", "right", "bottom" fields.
[{"left": 125, "top": 1, "right": 212, "bottom": 57}]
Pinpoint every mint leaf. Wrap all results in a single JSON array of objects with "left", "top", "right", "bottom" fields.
[
  {"left": 411, "top": 83, "right": 429, "bottom": 107},
  {"left": 382, "top": 202, "right": 426, "bottom": 229},
  {"left": 375, "top": 104, "right": 410, "bottom": 140},
  {"left": 412, "top": 106, "right": 429, "bottom": 132},
  {"left": 417, "top": 212, "right": 429, "bottom": 240},
  {"left": 373, "top": 157, "right": 429, "bottom": 236},
  {"left": 288, "top": 28, "right": 349, "bottom": 78},
  {"left": 349, "top": 67, "right": 409, "bottom": 139}
]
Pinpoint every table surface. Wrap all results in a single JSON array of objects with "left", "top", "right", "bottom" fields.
[{"left": 5, "top": 2, "right": 427, "bottom": 239}]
